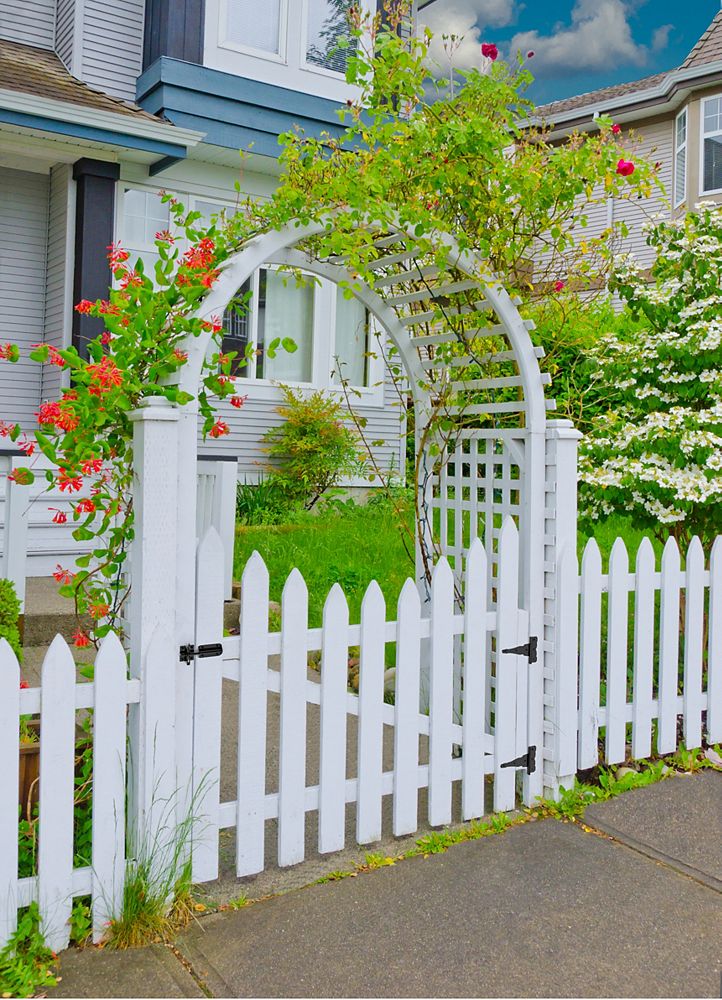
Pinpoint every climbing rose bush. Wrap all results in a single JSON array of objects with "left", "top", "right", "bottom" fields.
[{"left": 579, "top": 202, "right": 722, "bottom": 550}]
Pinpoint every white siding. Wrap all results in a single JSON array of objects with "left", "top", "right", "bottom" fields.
[
  {"left": 42, "top": 164, "right": 73, "bottom": 403},
  {"left": 0, "top": 0, "right": 55, "bottom": 49},
  {"left": 81, "top": 0, "right": 145, "bottom": 103},
  {"left": 612, "top": 119, "right": 673, "bottom": 269},
  {"left": 0, "top": 168, "right": 47, "bottom": 428}
]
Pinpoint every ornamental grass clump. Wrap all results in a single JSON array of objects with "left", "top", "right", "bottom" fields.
[{"left": 579, "top": 202, "right": 722, "bottom": 551}]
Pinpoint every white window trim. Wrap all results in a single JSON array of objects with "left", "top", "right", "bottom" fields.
[
  {"left": 115, "top": 182, "right": 385, "bottom": 405},
  {"left": 700, "top": 94, "right": 722, "bottom": 197},
  {"left": 203, "top": 0, "right": 375, "bottom": 103},
  {"left": 674, "top": 108, "right": 687, "bottom": 208}
]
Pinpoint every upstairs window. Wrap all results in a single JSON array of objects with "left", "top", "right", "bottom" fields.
[
  {"left": 674, "top": 109, "right": 687, "bottom": 207},
  {"left": 224, "top": 0, "right": 285, "bottom": 56},
  {"left": 702, "top": 95, "right": 722, "bottom": 194},
  {"left": 306, "top": 0, "right": 356, "bottom": 74}
]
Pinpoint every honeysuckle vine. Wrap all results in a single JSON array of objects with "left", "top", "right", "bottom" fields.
[{"left": 0, "top": 0, "right": 656, "bottom": 643}]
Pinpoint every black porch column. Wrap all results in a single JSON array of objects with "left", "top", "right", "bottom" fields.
[{"left": 71, "top": 158, "right": 120, "bottom": 358}]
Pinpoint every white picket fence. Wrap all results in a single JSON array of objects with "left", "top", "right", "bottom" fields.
[
  {"left": 554, "top": 535, "right": 722, "bottom": 785},
  {"left": 0, "top": 634, "right": 135, "bottom": 952},
  {"left": 189, "top": 519, "right": 529, "bottom": 883}
]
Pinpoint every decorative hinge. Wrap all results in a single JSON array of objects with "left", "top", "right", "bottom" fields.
[
  {"left": 179, "top": 643, "right": 224, "bottom": 664},
  {"left": 500, "top": 745, "right": 537, "bottom": 775},
  {"left": 501, "top": 635, "right": 538, "bottom": 664}
]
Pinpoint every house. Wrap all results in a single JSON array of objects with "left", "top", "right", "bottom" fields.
[
  {"left": 0, "top": 0, "right": 412, "bottom": 573},
  {"left": 534, "top": 10, "right": 722, "bottom": 270}
]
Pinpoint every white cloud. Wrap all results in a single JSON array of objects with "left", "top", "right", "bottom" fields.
[
  {"left": 507, "top": 0, "right": 648, "bottom": 76},
  {"left": 652, "top": 23, "right": 673, "bottom": 53},
  {"left": 420, "top": 0, "right": 518, "bottom": 75}
]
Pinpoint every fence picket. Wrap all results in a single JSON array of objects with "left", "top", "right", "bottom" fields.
[
  {"left": 91, "top": 634, "right": 127, "bottom": 941},
  {"left": 657, "top": 537, "right": 681, "bottom": 754},
  {"left": 708, "top": 537, "right": 722, "bottom": 744},
  {"left": 428, "top": 558, "right": 455, "bottom": 827},
  {"left": 494, "top": 518, "right": 519, "bottom": 812},
  {"left": 278, "top": 569, "right": 308, "bottom": 867},
  {"left": 631, "top": 538, "right": 655, "bottom": 760},
  {"left": 461, "top": 538, "right": 487, "bottom": 821},
  {"left": 191, "top": 528, "right": 225, "bottom": 882},
  {"left": 578, "top": 539, "right": 602, "bottom": 769},
  {"left": 319, "top": 585, "right": 349, "bottom": 854},
  {"left": 357, "top": 581, "right": 386, "bottom": 844},
  {"left": 554, "top": 545, "right": 578, "bottom": 788},
  {"left": 393, "top": 579, "right": 421, "bottom": 836},
  {"left": 605, "top": 538, "right": 629, "bottom": 764},
  {"left": 0, "top": 640, "right": 19, "bottom": 947},
  {"left": 38, "top": 637, "right": 76, "bottom": 952},
  {"left": 236, "top": 552, "right": 269, "bottom": 877},
  {"left": 683, "top": 537, "right": 705, "bottom": 749}
]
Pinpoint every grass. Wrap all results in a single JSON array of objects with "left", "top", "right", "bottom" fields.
[{"left": 233, "top": 498, "right": 655, "bottom": 629}]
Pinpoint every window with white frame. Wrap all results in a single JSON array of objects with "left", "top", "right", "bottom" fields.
[
  {"left": 702, "top": 95, "right": 722, "bottom": 194},
  {"left": 118, "top": 186, "right": 376, "bottom": 392},
  {"left": 674, "top": 108, "right": 687, "bottom": 207},
  {"left": 205, "top": 0, "right": 374, "bottom": 100}
]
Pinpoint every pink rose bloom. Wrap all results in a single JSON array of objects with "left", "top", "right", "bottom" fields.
[
  {"left": 481, "top": 43, "right": 499, "bottom": 61},
  {"left": 611, "top": 124, "right": 621, "bottom": 134},
  {"left": 554, "top": 280, "right": 566, "bottom": 293},
  {"left": 616, "top": 159, "right": 635, "bottom": 177}
]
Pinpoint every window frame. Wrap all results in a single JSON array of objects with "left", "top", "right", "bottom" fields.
[
  {"left": 674, "top": 108, "right": 687, "bottom": 208},
  {"left": 115, "top": 183, "right": 384, "bottom": 402},
  {"left": 700, "top": 94, "right": 722, "bottom": 197}
]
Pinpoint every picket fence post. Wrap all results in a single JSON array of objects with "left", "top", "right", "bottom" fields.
[
  {"left": 1, "top": 453, "right": 30, "bottom": 614},
  {"left": 0, "top": 639, "right": 20, "bottom": 946},
  {"left": 128, "top": 398, "right": 180, "bottom": 865}
]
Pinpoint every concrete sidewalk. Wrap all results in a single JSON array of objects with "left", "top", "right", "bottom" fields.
[{"left": 50, "top": 771, "right": 722, "bottom": 999}]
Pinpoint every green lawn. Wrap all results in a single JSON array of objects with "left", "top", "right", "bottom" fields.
[{"left": 233, "top": 501, "right": 658, "bottom": 628}]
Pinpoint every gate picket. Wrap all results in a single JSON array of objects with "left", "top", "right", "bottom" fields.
[
  {"left": 578, "top": 540, "right": 602, "bottom": 769},
  {"left": 0, "top": 640, "right": 19, "bottom": 946},
  {"left": 319, "top": 584, "right": 349, "bottom": 854},
  {"left": 356, "top": 582, "right": 386, "bottom": 845},
  {"left": 278, "top": 569, "right": 308, "bottom": 867},
  {"left": 461, "top": 539, "right": 487, "bottom": 821},
  {"left": 683, "top": 538, "right": 705, "bottom": 749},
  {"left": 657, "top": 537, "right": 681, "bottom": 754},
  {"left": 393, "top": 579, "right": 421, "bottom": 836},
  {"left": 708, "top": 538, "right": 722, "bottom": 744},
  {"left": 191, "top": 528, "right": 225, "bottom": 883},
  {"left": 428, "top": 558, "right": 455, "bottom": 827},
  {"left": 631, "top": 538, "right": 655, "bottom": 760},
  {"left": 236, "top": 552, "right": 269, "bottom": 877},
  {"left": 38, "top": 637, "right": 76, "bottom": 952},
  {"left": 91, "top": 634, "right": 127, "bottom": 940},
  {"left": 494, "top": 518, "right": 519, "bottom": 813},
  {"left": 605, "top": 538, "right": 629, "bottom": 764}
]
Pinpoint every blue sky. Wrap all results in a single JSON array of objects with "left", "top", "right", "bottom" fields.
[{"left": 419, "top": 0, "right": 720, "bottom": 104}]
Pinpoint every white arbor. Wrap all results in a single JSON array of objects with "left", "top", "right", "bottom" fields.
[{"left": 129, "top": 218, "right": 580, "bottom": 833}]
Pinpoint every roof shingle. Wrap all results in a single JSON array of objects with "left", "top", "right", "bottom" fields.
[
  {"left": 681, "top": 11, "right": 722, "bottom": 69},
  {"left": 0, "top": 39, "right": 161, "bottom": 122}
]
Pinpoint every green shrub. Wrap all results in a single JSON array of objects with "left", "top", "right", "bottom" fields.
[
  {"left": 0, "top": 578, "right": 22, "bottom": 661},
  {"left": 236, "top": 475, "right": 301, "bottom": 526},
  {"left": 0, "top": 903, "right": 57, "bottom": 998},
  {"left": 263, "top": 385, "right": 366, "bottom": 509}
]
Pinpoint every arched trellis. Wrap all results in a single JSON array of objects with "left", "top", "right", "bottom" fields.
[{"left": 162, "top": 216, "right": 558, "bottom": 804}]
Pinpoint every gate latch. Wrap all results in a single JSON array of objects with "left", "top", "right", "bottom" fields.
[
  {"left": 500, "top": 745, "right": 537, "bottom": 775},
  {"left": 501, "top": 635, "right": 538, "bottom": 663},
  {"left": 179, "top": 643, "right": 223, "bottom": 664}
]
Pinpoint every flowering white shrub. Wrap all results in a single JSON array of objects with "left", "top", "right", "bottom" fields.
[{"left": 579, "top": 203, "right": 722, "bottom": 548}]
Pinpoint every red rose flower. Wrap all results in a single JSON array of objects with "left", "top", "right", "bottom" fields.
[
  {"left": 554, "top": 280, "right": 566, "bottom": 292},
  {"left": 616, "top": 159, "right": 635, "bottom": 177},
  {"left": 481, "top": 43, "right": 498, "bottom": 60},
  {"left": 611, "top": 124, "right": 621, "bottom": 135}
]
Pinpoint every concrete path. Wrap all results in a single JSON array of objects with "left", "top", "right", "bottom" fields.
[{"left": 50, "top": 771, "right": 722, "bottom": 999}]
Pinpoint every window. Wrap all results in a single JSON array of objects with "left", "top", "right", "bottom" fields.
[
  {"left": 223, "top": 0, "right": 284, "bottom": 55},
  {"left": 702, "top": 95, "right": 722, "bottom": 194},
  {"left": 674, "top": 109, "right": 687, "bottom": 207},
  {"left": 121, "top": 188, "right": 169, "bottom": 276},
  {"left": 306, "top": 0, "right": 355, "bottom": 74},
  {"left": 332, "top": 289, "right": 369, "bottom": 386}
]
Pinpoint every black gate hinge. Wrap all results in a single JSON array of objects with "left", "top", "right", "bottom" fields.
[
  {"left": 500, "top": 745, "right": 537, "bottom": 775},
  {"left": 501, "top": 635, "right": 538, "bottom": 663},
  {"left": 179, "top": 643, "right": 224, "bottom": 664}
]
